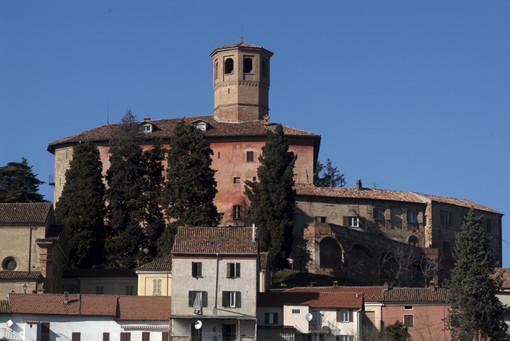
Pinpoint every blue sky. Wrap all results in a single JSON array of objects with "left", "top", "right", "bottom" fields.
[{"left": 2, "top": 1, "right": 509, "bottom": 264}]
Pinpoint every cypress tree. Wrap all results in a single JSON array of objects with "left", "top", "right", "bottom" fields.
[
  {"left": 245, "top": 124, "right": 296, "bottom": 270},
  {"left": 446, "top": 207, "right": 508, "bottom": 340},
  {"left": 55, "top": 142, "right": 106, "bottom": 268},
  {"left": 163, "top": 120, "right": 220, "bottom": 227},
  {"left": 0, "top": 158, "right": 45, "bottom": 203}
]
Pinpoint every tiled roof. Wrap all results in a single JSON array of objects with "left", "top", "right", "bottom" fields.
[
  {"left": 0, "top": 300, "right": 9, "bottom": 314},
  {"left": 381, "top": 287, "right": 449, "bottom": 303},
  {"left": 493, "top": 268, "right": 510, "bottom": 289},
  {"left": 117, "top": 296, "right": 171, "bottom": 320},
  {"left": 0, "top": 271, "right": 43, "bottom": 280},
  {"left": 0, "top": 203, "right": 52, "bottom": 225},
  {"left": 210, "top": 41, "right": 273, "bottom": 56},
  {"left": 7, "top": 294, "right": 171, "bottom": 320},
  {"left": 282, "top": 286, "right": 385, "bottom": 302},
  {"left": 295, "top": 184, "right": 501, "bottom": 214},
  {"left": 63, "top": 268, "right": 136, "bottom": 278},
  {"left": 136, "top": 255, "right": 172, "bottom": 271},
  {"left": 48, "top": 115, "right": 319, "bottom": 153},
  {"left": 172, "top": 226, "right": 258, "bottom": 255},
  {"left": 258, "top": 292, "right": 363, "bottom": 309}
]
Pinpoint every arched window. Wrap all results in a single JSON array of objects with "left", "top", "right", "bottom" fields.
[
  {"left": 224, "top": 58, "right": 234, "bottom": 74},
  {"left": 243, "top": 58, "right": 253, "bottom": 74},
  {"left": 320, "top": 237, "right": 343, "bottom": 269}
]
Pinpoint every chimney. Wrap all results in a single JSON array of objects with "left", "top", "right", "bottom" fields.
[
  {"left": 143, "top": 117, "right": 151, "bottom": 121},
  {"left": 356, "top": 179, "right": 363, "bottom": 190}
]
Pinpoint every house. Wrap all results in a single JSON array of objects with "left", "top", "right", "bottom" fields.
[
  {"left": 380, "top": 287, "right": 450, "bottom": 341},
  {"left": 170, "top": 226, "right": 258, "bottom": 340},
  {"left": 0, "top": 203, "right": 66, "bottom": 298},
  {"left": 294, "top": 182, "right": 502, "bottom": 284},
  {"left": 493, "top": 268, "right": 510, "bottom": 333},
  {"left": 135, "top": 255, "right": 172, "bottom": 296},
  {"left": 0, "top": 293, "right": 171, "bottom": 341},
  {"left": 47, "top": 41, "right": 321, "bottom": 227},
  {"left": 258, "top": 291, "right": 364, "bottom": 341},
  {"left": 61, "top": 268, "right": 137, "bottom": 295}
]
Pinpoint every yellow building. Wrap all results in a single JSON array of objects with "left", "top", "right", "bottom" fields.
[{"left": 135, "top": 255, "right": 172, "bottom": 296}]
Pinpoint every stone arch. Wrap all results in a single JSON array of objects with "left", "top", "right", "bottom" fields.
[
  {"left": 224, "top": 58, "right": 234, "bottom": 74},
  {"left": 408, "top": 235, "right": 419, "bottom": 247},
  {"left": 319, "top": 237, "right": 343, "bottom": 269}
]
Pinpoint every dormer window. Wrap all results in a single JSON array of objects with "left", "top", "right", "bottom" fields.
[
  {"left": 141, "top": 124, "right": 152, "bottom": 133},
  {"left": 194, "top": 121, "right": 207, "bottom": 131}
]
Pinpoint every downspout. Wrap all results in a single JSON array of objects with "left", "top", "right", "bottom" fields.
[{"left": 214, "top": 253, "right": 220, "bottom": 315}]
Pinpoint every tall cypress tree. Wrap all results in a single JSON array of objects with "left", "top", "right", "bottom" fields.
[
  {"left": 163, "top": 120, "right": 220, "bottom": 227},
  {"left": 245, "top": 124, "right": 296, "bottom": 270},
  {"left": 446, "top": 207, "right": 508, "bottom": 340},
  {"left": 0, "top": 158, "right": 45, "bottom": 203},
  {"left": 55, "top": 142, "right": 106, "bottom": 268}
]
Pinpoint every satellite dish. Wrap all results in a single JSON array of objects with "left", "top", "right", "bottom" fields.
[
  {"left": 194, "top": 320, "right": 202, "bottom": 330},
  {"left": 305, "top": 313, "right": 313, "bottom": 322}
]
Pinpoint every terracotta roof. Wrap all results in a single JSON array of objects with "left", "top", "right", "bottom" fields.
[
  {"left": 381, "top": 287, "right": 449, "bottom": 303},
  {"left": 117, "top": 296, "right": 171, "bottom": 320},
  {"left": 172, "top": 226, "right": 258, "bottom": 255},
  {"left": 0, "top": 203, "right": 52, "bottom": 225},
  {"left": 295, "top": 184, "right": 501, "bottom": 214},
  {"left": 258, "top": 292, "right": 363, "bottom": 309},
  {"left": 48, "top": 115, "right": 319, "bottom": 153},
  {"left": 0, "top": 271, "right": 43, "bottom": 280},
  {"left": 63, "top": 268, "right": 136, "bottom": 278},
  {"left": 7, "top": 294, "right": 171, "bottom": 320},
  {"left": 493, "top": 268, "right": 510, "bottom": 289},
  {"left": 282, "top": 286, "right": 385, "bottom": 302},
  {"left": 136, "top": 255, "right": 172, "bottom": 271}
]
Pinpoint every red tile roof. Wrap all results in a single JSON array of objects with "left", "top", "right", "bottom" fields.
[
  {"left": 172, "top": 226, "right": 258, "bottom": 255},
  {"left": 381, "top": 287, "right": 448, "bottom": 303},
  {"left": 282, "top": 286, "right": 385, "bottom": 302},
  {"left": 0, "top": 203, "right": 52, "bottom": 225},
  {"left": 7, "top": 294, "right": 171, "bottom": 320},
  {"left": 117, "top": 296, "right": 171, "bottom": 321},
  {"left": 258, "top": 292, "right": 363, "bottom": 309},
  {"left": 295, "top": 184, "right": 501, "bottom": 214},
  {"left": 48, "top": 115, "right": 319, "bottom": 153},
  {"left": 136, "top": 255, "right": 172, "bottom": 271}
]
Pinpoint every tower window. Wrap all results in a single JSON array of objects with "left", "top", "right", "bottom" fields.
[
  {"left": 225, "top": 58, "right": 234, "bottom": 74},
  {"left": 215, "top": 60, "right": 218, "bottom": 79},
  {"left": 243, "top": 57, "right": 253, "bottom": 74}
]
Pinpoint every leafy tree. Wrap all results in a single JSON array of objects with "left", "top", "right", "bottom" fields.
[
  {"left": 314, "top": 158, "right": 346, "bottom": 187},
  {"left": 163, "top": 120, "right": 220, "bottom": 227},
  {"left": 381, "top": 321, "right": 409, "bottom": 341},
  {"left": 245, "top": 124, "right": 296, "bottom": 270},
  {"left": 55, "top": 143, "right": 106, "bottom": 268},
  {"left": 446, "top": 207, "right": 508, "bottom": 340},
  {"left": 0, "top": 158, "right": 45, "bottom": 202}
]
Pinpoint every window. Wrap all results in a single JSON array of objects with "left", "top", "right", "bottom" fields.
[
  {"left": 246, "top": 151, "right": 254, "bottom": 162},
  {"left": 227, "top": 262, "right": 240, "bottom": 278},
  {"left": 41, "top": 323, "right": 50, "bottom": 341},
  {"left": 404, "top": 314, "right": 414, "bottom": 328},
  {"left": 265, "top": 312, "right": 278, "bottom": 325},
  {"left": 225, "top": 58, "right": 234, "bottom": 74},
  {"left": 374, "top": 208, "right": 385, "bottom": 221},
  {"left": 162, "top": 332, "right": 169, "bottom": 341},
  {"left": 315, "top": 216, "right": 327, "bottom": 223},
  {"left": 218, "top": 151, "right": 221, "bottom": 159},
  {"left": 142, "top": 332, "right": 150, "bottom": 341},
  {"left": 95, "top": 286, "right": 104, "bottom": 294},
  {"left": 222, "top": 291, "right": 241, "bottom": 308},
  {"left": 404, "top": 305, "right": 413, "bottom": 310},
  {"left": 2, "top": 257, "right": 17, "bottom": 271},
  {"left": 337, "top": 309, "right": 352, "bottom": 322},
  {"left": 407, "top": 211, "right": 418, "bottom": 224},
  {"left": 125, "top": 285, "right": 134, "bottom": 295},
  {"left": 103, "top": 333, "right": 110, "bottom": 341},
  {"left": 252, "top": 176, "right": 256, "bottom": 181},
  {"left": 188, "top": 291, "right": 208, "bottom": 309},
  {"left": 348, "top": 216, "right": 359, "bottom": 228},
  {"left": 337, "top": 336, "right": 351, "bottom": 341},
  {"left": 244, "top": 57, "right": 253, "bottom": 74},
  {"left": 215, "top": 60, "right": 218, "bottom": 79},
  {"left": 233, "top": 177, "right": 241, "bottom": 184},
  {"left": 192, "top": 262, "right": 202, "bottom": 278},
  {"left": 292, "top": 309, "right": 300, "bottom": 314},
  {"left": 141, "top": 124, "right": 152, "bottom": 133},
  {"left": 233, "top": 205, "right": 241, "bottom": 220},
  {"left": 152, "top": 279, "right": 162, "bottom": 296},
  {"left": 441, "top": 210, "right": 451, "bottom": 226},
  {"left": 72, "top": 333, "right": 81, "bottom": 341},
  {"left": 120, "top": 333, "right": 131, "bottom": 341},
  {"left": 194, "top": 122, "right": 207, "bottom": 131}
]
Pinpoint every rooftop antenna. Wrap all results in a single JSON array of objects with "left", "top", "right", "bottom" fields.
[
  {"left": 240, "top": 24, "right": 243, "bottom": 43},
  {"left": 107, "top": 101, "right": 110, "bottom": 125}
]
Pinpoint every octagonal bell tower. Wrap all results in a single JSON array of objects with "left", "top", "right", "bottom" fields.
[{"left": 210, "top": 41, "right": 274, "bottom": 123}]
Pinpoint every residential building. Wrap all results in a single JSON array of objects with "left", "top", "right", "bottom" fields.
[
  {"left": 0, "top": 203, "right": 66, "bottom": 298},
  {"left": 135, "top": 255, "right": 172, "bottom": 296},
  {"left": 61, "top": 268, "right": 137, "bottom": 295},
  {"left": 170, "top": 226, "right": 258, "bottom": 340},
  {"left": 0, "top": 293, "right": 171, "bottom": 341}
]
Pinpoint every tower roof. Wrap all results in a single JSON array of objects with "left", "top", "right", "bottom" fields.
[{"left": 210, "top": 41, "right": 273, "bottom": 57}]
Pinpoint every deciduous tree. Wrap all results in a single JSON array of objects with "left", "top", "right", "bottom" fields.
[{"left": 245, "top": 124, "right": 296, "bottom": 270}]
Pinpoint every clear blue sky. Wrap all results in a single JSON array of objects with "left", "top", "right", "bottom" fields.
[{"left": 2, "top": 1, "right": 509, "bottom": 264}]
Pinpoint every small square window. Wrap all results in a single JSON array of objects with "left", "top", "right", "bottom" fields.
[
  {"left": 292, "top": 309, "right": 300, "bottom": 314},
  {"left": 252, "top": 177, "right": 256, "bottom": 181},
  {"left": 348, "top": 217, "right": 359, "bottom": 228},
  {"left": 404, "top": 314, "right": 414, "bottom": 328},
  {"left": 246, "top": 151, "right": 254, "bottom": 162},
  {"left": 141, "top": 124, "right": 152, "bottom": 133},
  {"left": 374, "top": 208, "right": 385, "bottom": 221},
  {"left": 404, "top": 305, "right": 413, "bottom": 310},
  {"left": 233, "top": 177, "right": 241, "bottom": 184}
]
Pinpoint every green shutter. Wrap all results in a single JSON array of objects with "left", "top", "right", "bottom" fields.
[
  {"left": 198, "top": 262, "right": 202, "bottom": 277},
  {"left": 235, "top": 291, "right": 241, "bottom": 308},
  {"left": 202, "top": 291, "right": 208, "bottom": 307},
  {"left": 222, "top": 291, "right": 228, "bottom": 307},
  {"left": 188, "top": 291, "right": 194, "bottom": 307},
  {"left": 227, "top": 263, "right": 232, "bottom": 278},
  {"left": 236, "top": 263, "right": 241, "bottom": 278}
]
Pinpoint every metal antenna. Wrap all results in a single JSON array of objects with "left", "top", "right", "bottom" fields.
[
  {"left": 240, "top": 24, "right": 243, "bottom": 43},
  {"left": 107, "top": 101, "right": 110, "bottom": 125}
]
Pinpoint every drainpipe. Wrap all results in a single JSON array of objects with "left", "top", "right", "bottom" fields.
[
  {"left": 214, "top": 253, "right": 220, "bottom": 315},
  {"left": 28, "top": 226, "right": 38, "bottom": 273}
]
